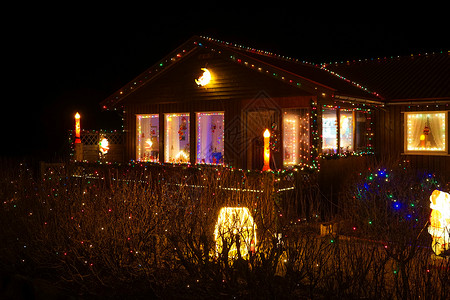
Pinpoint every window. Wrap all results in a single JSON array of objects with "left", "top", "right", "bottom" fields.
[
  {"left": 165, "top": 113, "right": 190, "bottom": 163},
  {"left": 322, "top": 108, "right": 337, "bottom": 154},
  {"left": 282, "top": 109, "right": 310, "bottom": 167},
  {"left": 196, "top": 112, "right": 224, "bottom": 164},
  {"left": 321, "top": 107, "right": 372, "bottom": 156},
  {"left": 136, "top": 114, "right": 159, "bottom": 162},
  {"left": 339, "top": 110, "right": 354, "bottom": 153},
  {"left": 405, "top": 111, "right": 447, "bottom": 154}
]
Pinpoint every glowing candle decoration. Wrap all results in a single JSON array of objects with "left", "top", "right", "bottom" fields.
[
  {"left": 214, "top": 207, "right": 257, "bottom": 259},
  {"left": 428, "top": 190, "right": 450, "bottom": 256},
  {"left": 263, "top": 129, "right": 271, "bottom": 171},
  {"left": 75, "top": 112, "right": 81, "bottom": 144},
  {"left": 99, "top": 137, "right": 109, "bottom": 155},
  {"left": 195, "top": 68, "right": 211, "bottom": 86}
]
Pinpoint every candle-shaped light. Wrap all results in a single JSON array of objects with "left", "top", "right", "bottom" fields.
[
  {"left": 263, "top": 128, "right": 271, "bottom": 171},
  {"left": 75, "top": 112, "right": 81, "bottom": 144}
]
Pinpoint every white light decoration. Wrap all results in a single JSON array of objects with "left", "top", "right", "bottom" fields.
[
  {"left": 283, "top": 115, "right": 298, "bottom": 166},
  {"left": 195, "top": 68, "right": 211, "bottom": 86},
  {"left": 136, "top": 114, "right": 159, "bottom": 162},
  {"left": 99, "top": 137, "right": 109, "bottom": 155},
  {"left": 165, "top": 113, "right": 190, "bottom": 163},
  {"left": 428, "top": 190, "right": 450, "bottom": 256},
  {"left": 214, "top": 207, "right": 257, "bottom": 259},
  {"left": 406, "top": 112, "right": 447, "bottom": 153}
]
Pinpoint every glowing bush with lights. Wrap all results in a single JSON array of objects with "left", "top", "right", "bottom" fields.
[{"left": 214, "top": 207, "right": 257, "bottom": 259}]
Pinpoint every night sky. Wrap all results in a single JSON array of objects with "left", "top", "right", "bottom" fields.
[{"left": 3, "top": 7, "right": 448, "bottom": 160}]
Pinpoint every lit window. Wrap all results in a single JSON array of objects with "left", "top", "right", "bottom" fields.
[
  {"left": 196, "top": 112, "right": 224, "bottom": 164},
  {"left": 165, "top": 113, "right": 190, "bottom": 163},
  {"left": 283, "top": 109, "right": 310, "bottom": 167},
  {"left": 136, "top": 114, "right": 159, "bottom": 162},
  {"left": 340, "top": 110, "right": 354, "bottom": 152},
  {"left": 322, "top": 108, "right": 337, "bottom": 154},
  {"left": 405, "top": 112, "right": 447, "bottom": 154}
]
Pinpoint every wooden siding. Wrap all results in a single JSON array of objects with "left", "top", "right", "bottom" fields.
[
  {"left": 122, "top": 48, "right": 314, "bottom": 169},
  {"left": 375, "top": 105, "right": 450, "bottom": 179}
]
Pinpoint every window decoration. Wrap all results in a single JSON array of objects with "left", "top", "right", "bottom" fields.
[
  {"left": 136, "top": 114, "right": 160, "bottom": 162},
  {"left": 322, "top": 108, "right": 338, "bottom": 154},
  {"left": 339, "top": 110, "right": 353, "bottom": 153},
  {"left": 405, "top": 112, "right": 447, "bottom": 154},
  {"left": 196, "top": 112, "right": 224, "bottom": 164},
  {"left": 282, "top": 109, "right": 310, "bottom": 167},
  {"left": 165, "top": 113, "right": 190, "bottom": 163}
]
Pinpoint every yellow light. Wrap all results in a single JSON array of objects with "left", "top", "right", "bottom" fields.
[
  {"left": 428, "top": 190, "right": 450, "bottom": 256},
  {"left": 99, "top": 137, "right": 109, "bottom": 155},
  {"left": 74, "top": 112, "right": 81, "bottom": 143},
  {"left": 263, "top": 129, "right": 271, "bottom": 171},
  {"left": 195, "top": 68, "right": 211, "bottom": 86},
  {"left": 214, "top": 207, "right": 257, "bottom": 259}
]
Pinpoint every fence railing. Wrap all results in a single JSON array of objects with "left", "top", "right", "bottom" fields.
[{"left": 69, "top": 130, "right": 124, "bottom": 162}]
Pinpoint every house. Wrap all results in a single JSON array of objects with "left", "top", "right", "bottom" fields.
[
  {"left": 325, "top": 53, "right": 450, "bottom": 178},
  {"left": 99, "top": 36, "right": 449, "bottom": 183}
]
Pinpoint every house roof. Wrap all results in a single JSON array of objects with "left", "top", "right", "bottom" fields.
[
  {"left": 323, "top": 51, "right": 450, "bottom": 103},
  {"left": 101, "top": 36, "right": 448, "bottom": 109}
]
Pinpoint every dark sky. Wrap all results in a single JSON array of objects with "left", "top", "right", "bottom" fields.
[{"left": 3, "top": 7, "right": 448, "bottom": 160}]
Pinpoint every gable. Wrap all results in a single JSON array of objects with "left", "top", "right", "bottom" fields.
[
  {"left": 123, "top": 46, "right": 313, "bottom": 105},
  {"left": 101, "top": 36, "right": 383, "bottom": 110}
]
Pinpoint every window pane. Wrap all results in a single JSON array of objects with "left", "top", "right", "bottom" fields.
[
  {"left": 322, "top": 108, "right": 337, "bottom": 154},
  {"left": 136, "top": 114, "right": 159, "bottom": 162},
  {"left": 283, "top": 109, "right": 310, "bottom": 167},
  {"left": 340, "top": 110, "right": 353, "bottom": 152},
  {"left": 196, "top": 112, "right": 224, "bottom": 164},
  {"left": 355, "top": 111, "right": 367, "bottom": 151},
  {"left": 165, "top": 113, "right": 190, "bottom": 163},
  {"left": 406, "top": 112, "right": 447, "bottom": 152}
]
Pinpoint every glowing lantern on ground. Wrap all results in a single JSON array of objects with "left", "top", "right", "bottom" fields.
[
  {"left": 263, "top": 129, "right": 271, "bottom": 171},
  {"left": 74, "top": 112, "right": 81, "bottom": 144},
  {"left": 428, "top": 190, "right": 450, "bottom": 256},
  {"left": 214, "top": 207, "right": 257, "bottom": 259},
  {"left": 99, "top": 137, "right": 109, "bottom": 155},
  {"left": 195, "top": 68, "right": 211, "bottom": 86}
]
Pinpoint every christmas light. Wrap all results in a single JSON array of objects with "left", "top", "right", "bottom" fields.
[
  {"left": 405, "top": 112, "right": 447, "bottom": 153},
  {"left": 214, "top": 207, "right": 257, "bottom": 259},
  {"left": 165, "top": 113, "right": 190, "bottom": 163},
  {"left": 136, "top": 114, "right": 159, "bottom": 162}
]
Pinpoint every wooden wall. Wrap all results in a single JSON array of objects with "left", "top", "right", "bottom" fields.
[
  {"left": 374, "top": 104, "right": 450, "bottom": 180},
  {"left": 122, "top": 47, "right": 313, "bottom": 169}
]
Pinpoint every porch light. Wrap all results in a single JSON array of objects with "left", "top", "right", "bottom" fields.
[
  {"left": 195, "top": 68, "right": 211, "bottom": 86},
  {"left": 428, "top": 190, "right": 450, "bottom": 256},
  {"left": 263, "top": 129, "right": 271, "bottom": 171}
]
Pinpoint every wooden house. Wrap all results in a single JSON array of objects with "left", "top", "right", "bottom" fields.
[{"left": 100, "top": 36, "right": 449, "bottom": 182}]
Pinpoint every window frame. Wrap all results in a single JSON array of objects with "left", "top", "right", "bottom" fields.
[
  {"left": 403, "top": 111, "right": 448, "bottom": 156},
  {"left": 196, "top": 111, "right": 225, "bottom": 165},
  {"left": 164, "top": 113, "right": 191, "bottom": 164},
  {"left": 136, "top": 114, "right": 160, "bottom": 162}
]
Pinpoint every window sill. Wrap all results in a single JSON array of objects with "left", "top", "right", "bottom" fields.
[{"left": 402, "top": 152, "right": 449, "bottom": 157}]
